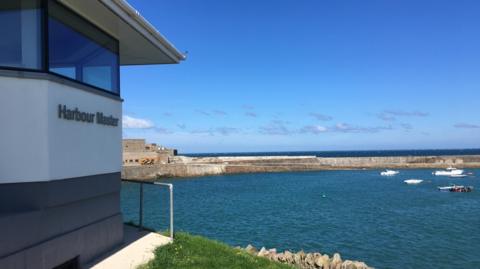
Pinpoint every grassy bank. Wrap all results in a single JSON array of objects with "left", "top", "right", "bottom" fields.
[{"left": 138, "top": 232, "right": 293, "bottom": 269}]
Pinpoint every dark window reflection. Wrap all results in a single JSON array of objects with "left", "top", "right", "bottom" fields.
[
  {"left": 48, "top": 1, "right": 119, "bottom": 93},
  {"left": 0, "top": 0, "right": 42, "bottom": 69}
]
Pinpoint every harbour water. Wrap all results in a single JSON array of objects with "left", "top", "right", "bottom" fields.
[{"left": 121, "top": 169, "right": 480, "bottom": 269}]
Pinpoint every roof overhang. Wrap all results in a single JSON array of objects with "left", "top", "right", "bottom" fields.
[{"left": 57, "top": 0, "right": 186, "bottom": 65}]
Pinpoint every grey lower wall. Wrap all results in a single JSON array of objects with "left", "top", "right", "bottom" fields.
[{"left": 0, "top": 173, "right": 123, "bottom": 269}]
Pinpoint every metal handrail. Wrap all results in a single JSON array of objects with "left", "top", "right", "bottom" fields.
[{"left": 122, "top": 179, "right": 174, "bottom": 240}]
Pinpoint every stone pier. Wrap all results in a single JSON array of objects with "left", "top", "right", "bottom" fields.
[{"left": 122, "top": 155, "right": 480, "bottom": 180}]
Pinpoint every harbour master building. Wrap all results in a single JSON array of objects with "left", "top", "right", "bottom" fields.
[{"left": 0, "top": 0, "right": 184, "bottom": 268}]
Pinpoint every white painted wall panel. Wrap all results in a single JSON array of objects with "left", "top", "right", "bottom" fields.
[
  {"left": 0, "top": 77, "right": 50, "bottom": 182},
  {"left": 0, "top": 76, "right": 122, "bottom": 183}
]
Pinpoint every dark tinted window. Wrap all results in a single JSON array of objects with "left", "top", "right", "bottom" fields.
[
  {"left": 48, "top": 1, "right": 119, "bottom": 93},
  {"left": 0, "top": 0, "right": 42, "bottom": 69}
]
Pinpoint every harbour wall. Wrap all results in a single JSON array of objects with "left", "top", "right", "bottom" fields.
[{"left": 121, "top": 155, "right": 480, "bottom": 180}]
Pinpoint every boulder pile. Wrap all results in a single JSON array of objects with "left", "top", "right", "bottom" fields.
[{"left": 240, "top": 244, "right": 373, "bottom": 269}]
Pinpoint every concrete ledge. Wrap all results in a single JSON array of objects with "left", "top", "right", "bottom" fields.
[{"left": 86, "top": 225, "right": 172, "bottom": 269}]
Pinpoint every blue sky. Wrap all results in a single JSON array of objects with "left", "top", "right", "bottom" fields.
[{"left": 121, "top": 0, "right": 480, "bottom": 153}]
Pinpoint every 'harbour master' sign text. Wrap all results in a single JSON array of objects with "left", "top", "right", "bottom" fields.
[{"left": 58, "top": 104, "right": 119, "bottom": 127}]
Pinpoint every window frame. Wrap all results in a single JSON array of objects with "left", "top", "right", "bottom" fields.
[
  {"left": 0, "top": 0, "right": 45, "bottom": 72},
  {"left": 0, "top": 0, "right": 121, "bottom": 97}
]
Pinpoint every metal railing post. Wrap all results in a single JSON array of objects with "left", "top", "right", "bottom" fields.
[
  {"left": 169, "top": 184, "right": 174, "bottom": 239},
  {"left": 139, "top": 182, "right": 144, "bottom": 230},
  {"left": 154, "top": 182, "right": 174, "bottom": 240},
  {"left": 123, "top": 179, "right": 174, "bottom": 240}
]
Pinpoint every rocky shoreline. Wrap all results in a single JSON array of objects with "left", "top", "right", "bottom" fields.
[
  {"left": 239, "top": 244, "right": 373, "bottom": 269},
  {"left": 122, "top": 154, "right": 480, "bottom": 180}
]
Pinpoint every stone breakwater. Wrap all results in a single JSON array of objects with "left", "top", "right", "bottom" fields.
[
  {"left": 239, "top": 244, "right": 372, "bottom": 269},
  {"left": 122, "top": 155, "right": 480, "bottom": 180}
]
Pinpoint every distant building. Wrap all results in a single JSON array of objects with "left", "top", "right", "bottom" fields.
[{"left": 123, "top": 139, "right": 177, "bottom": 166}]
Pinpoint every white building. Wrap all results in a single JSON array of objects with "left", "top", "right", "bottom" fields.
[{"left": 0, "top": 0, "right": 184, "bottom": 268}]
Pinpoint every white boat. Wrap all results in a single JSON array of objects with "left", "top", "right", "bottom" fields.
[
  {"left": 404, "top": 179, "right": 423, "bottom": 185},
  {"left": 438, "top": 185, "right": 473, "bottom": 192},
  {"left": 438, "top": 185, "right": 459, "bottom": 191},
  {"left": 449, "top": 174, "right": 467, "bottom": 178},
  {"left": 380, "top": 170, "right": 399, "bottom": 176},
  {"left": 433, "top": 169, "right": 464, "bottom": 176}
]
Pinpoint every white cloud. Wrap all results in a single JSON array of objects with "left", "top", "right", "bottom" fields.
[
  {"left": 333, "top": 123, "right": 392, "bottom": 133},
  {"left": 300, "top": 125, "right": 328, "bottom": 134},
  {"left": 309, "top": 112, "right": 333, "bottom": 121},
  {"left": 122, "top": 115, "right": 155, "bottom": 129},
  {"left": 259, "top": 121, "right": 291, "bottom": 135},
  {"left": 377, "top": 110, "right": 429, "bottom": 121},
  {"left": 454, "top": 123, "right": 480, "bottom": 129}
]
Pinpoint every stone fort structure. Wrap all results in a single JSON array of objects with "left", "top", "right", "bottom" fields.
[{"left": 123, "top": 139, "right": 177, "bottom": 166}]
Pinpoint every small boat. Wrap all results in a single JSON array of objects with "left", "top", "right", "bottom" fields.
[
  {"left": 449, "top": 174, "right": 467, "bottom": 178},
  {"left": 450, "top": 186, "right": 473, "bottom": 192},
  {"left": 433, "top": 169, "right": 464, "bottom": 176},
  {"left": 438, "top": 185, "right": 456, "bottom": 191},
  {"left": 380, "top": 170, "right": 399, "bottom": 176},
  {"left": 404, "top": 179, "right": 423, "bottom": 185},
  {"left": 438, "top": 185, "right": 474, "bottom": 192}
]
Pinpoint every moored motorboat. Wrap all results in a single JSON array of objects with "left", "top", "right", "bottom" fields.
[
  {"left": 404, "top": 179, "right": 423, "bottom": 185},
  {"left": 380, "top": 170, "right": 399, "bottom": 176},
  {"left": 437, "top": 185, "right": 473, "bottom": 192},
  {"left": 433, "top": 169, "right": 464, "bottom": 176},
  {"left": 438, "top": 185, "right": 456, "bottom": 191},
  {"left": 450, "top": 186, "right": 473, "bottom": 192},
  {"left": 449, "top": 174, "right": 467, "bottom": 178}
]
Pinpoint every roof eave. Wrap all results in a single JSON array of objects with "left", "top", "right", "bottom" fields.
[{"left": 100, "top": 0, "right": 186, "bottom": 64}]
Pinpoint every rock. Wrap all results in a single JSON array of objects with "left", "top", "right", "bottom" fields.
[
  {"left": 330, "top": 253, "right": 342, "bottom": 269},
  {"left": 294, "top": 251, "right": 304, "bottom": 265},
  {"left": 315, "top": 254, "right": 330, "bottom": 269},
  {"left": 298, "top": 251, "right": 306, "bottom": 259},
  {"left": 305, "top": 253, "right": 315, "bottom": 266},
  {"left": 258, "top": 247, "right": 268, "bottom": 257},
  {"left": 284, "top": 251, "right": 294, "bottom": 264},
  {"left": 240, "top": 244, "right": 371, "bottom": 269},
  {"left": 245, "top": 244, "right": 257, "bottom": 255},
  {"left": 269, "top": 253, "right": 278, "bottom": 262},
  {"left": 265, "top": 249, "right": 277, "bottom": 260},
  {"left": 341, "top": 260, "right": 357, "bottom": 269},
  {"left": 353, "top": 261, "right": 369, "bottom": 269}
]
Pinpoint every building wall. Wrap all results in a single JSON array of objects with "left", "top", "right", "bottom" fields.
[
  {"left": 0, "top": 75, "right": 122, "bottom": 183},
  {"left": 0, "top": 74, "right": 123, "bottom": 268},
  {"left": 123, "top": 139, "right": 147, "bottom": 153},
  {"left": 123, "top": 151, "right": 160, "bottom": 166}
]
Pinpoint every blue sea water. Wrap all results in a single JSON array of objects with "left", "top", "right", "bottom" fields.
[
  {"left": 121, "top": 169, "right": 480, "bottom": 269},
  {"left": 185, "top": 148, "right": 480, "bottom": 158}
]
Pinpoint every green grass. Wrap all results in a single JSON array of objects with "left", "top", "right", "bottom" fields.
[{"left": 138, "top": 232, "right": 294, "bottom": 269}]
